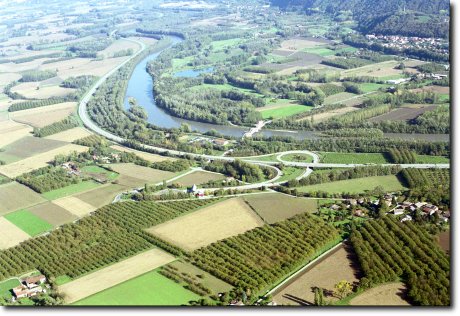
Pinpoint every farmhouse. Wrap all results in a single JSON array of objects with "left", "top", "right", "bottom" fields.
[
  {"left": 386, "top": 78, "right": 410, "bottom": 85},
  {"left": 11, "top": 275, "right": 47, "bottom": 300},
  {"left": 62, "top": 162, "right": 80, "bottom": 176}
]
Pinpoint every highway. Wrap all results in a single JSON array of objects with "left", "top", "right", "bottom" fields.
[{"left": 78, "top": 38, "right": 450, "bottom": 194}]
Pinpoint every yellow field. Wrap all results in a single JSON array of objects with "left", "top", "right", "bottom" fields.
[
  {"left": 110, "top": 163, "right": 175, "bottom": 183},
  {"left": 280, "top": 38, "right": 325, "bottom": 50},
  {"left": 0, "top": 73, "right": 22, "bottom": 87},
  {"left": 45, "top": 127, "right": 92, "bottom": 143},
  {"left": 39, "top": 56, "right": 131, "bottom": 79},
  {"left": 341, "top": 60, "right": 402, "bottom": 78},
  {"left": 10, "top": 102, "right": 77, "bottom": 128},
  {"left": 0, "top": 182, "right": 47, "bottom": 216},
  {"left": 110, "top": 145, "right": 173, "bottom": 162},
  {"left": 52, "top": 196, "right": 97, "bottom": 217},
  {"left": 299, "top": 106, "right": 359, "bottom": 123},
  {"left": 350, "top": 282, "right": 411, "bottom": 306},
  {"left": 99, "top": 39, "right": 141, "bottom": 58},
  {"left": 58, "top": 248, "right": 175, "bottom": 303},
  {"left": 0, "top": 144, "right": 87, "bottom": 177},
  {"left": 0, "top": 217, "right": 31, "bottom": 249},
  {"left": 0, "top": 121, "right": 33, "bottom": 148},
  {"left": 147, "top": 198, "right": 264, "bottom": 251},
  {"left": 11, "top": 82, "right": 75, "bottom": 99}
]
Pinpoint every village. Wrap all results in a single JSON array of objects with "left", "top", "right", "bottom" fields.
[
  {"left": 9, "top": 274, "right": 49, "bottom": 303},
  {"left": 365, "top": 34, "right": 449, "bottom": 56}
]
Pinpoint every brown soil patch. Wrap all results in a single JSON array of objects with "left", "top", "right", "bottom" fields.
[
  {"left": 299, "top": 106, "right": 359, "bottom": 123},
  {"left": 369, "top": 105, "right": 437, "bottom": 122},
  {"left": 437, "top": 230, "right": 450, "bottom": 255},
  {"left": 350, "top": 282, "right": 411, "bottom": 306},
  {"left": 0, "top": 182, "right": 47, "bottom": 215},
  {"left": 74, "top": 184, "right": 127, "bottom": 208},
  {"left": 174, "top": 171, "right": 225, "bottom": 187},
  {"left": 273, "top": 243, "right": 361, "bottom": 306},
  {"left": 147, "top": 198, "right": 264, "bottom": 252},
  {"left": 28, "top": 202, "right": 77, "bottom": 226},
  {"left": 11, "top": 82, "right": 75, "bottom": 99},
  {"left": 0, "top": 121, "right": 33, "bottom": 148}
]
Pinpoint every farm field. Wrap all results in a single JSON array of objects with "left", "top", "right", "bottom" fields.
[
  {"left": 9, "top": 102, "right": 77, "bottom": 128},
  {"left": 167, "top": 260, "right": 233, "bottom": 294},
  {"left": 369, "top": 105, "right": 437, "bottom": 122},
  {"left": 73, "top": 184, "right": 127, "bottom": 208},
  {"left": 341, "top": 60, "right": 402, "bottom": 78},
  {"left": 59, "top": 248, "right": 176, "bottom": 304},
  {"left": 273, "top": 243, "right": 361, "bottom": 306},
  {"left": 0, "top": 217, "right": 31, "bottom": 249},
  {"left": 259, "top": 103, "right": 313, "bottom": 119},
  {"left": 302, "top": 106, "right": 359, "bottom": 123},
  {"left": 28, "top": 202, "right": 77, "bottom": 226},
  {"left": 52, "top": 196, "right": 97, "bottom": 217},
  {"left": 10, "top": 83, "right": 75, "bottom": 99},
  {"left": 349, "top": 283, "right": 410, "bottom": 306},
  {"left": 358, "top": 83, "right": 391, "bottom": 93},
  {"left": 241, "top": 154, "right": 278, "bottom": 162},
  {"left": 110, "top": 145, "right": 173, "bottom": 162},
  {"left": 277, "top": 167, "right": 306, "bottom": 183},
  {"left": 319, "top": 152, "right": 389, "bottom": 164},
  {"left": 147, "top": 198, "right": 264, "bottom": 251},
  {"left": 99, "top": 38, "right": 140, "bottom": 58},
  {"left": 175, "top": 170, "right": 225, "bottom": 187},
  {"left": 4, "top": 209, "right": 53, "bottom": 236},
  {"left": 0, "top": 136, "right": 66, "bottom": 164},
  {"left": 0, "top": 182, "right": 46, "bottom": 215},
  {"left": 243, "top": 193, "right": 317, "bottom": 224},
  {"left": 45, "top": 127, "right": 92, "bottom": 143},
  {"left": 437, "top": 230, "right": 450, "bottom": 254},
  {"left": 41, "top": 180, "right": 101, "bottom": 200},
  {"left": 109, "top": 163, "right": 175, "bottom": 183},
  {"left": 415, "top": 155, "right": 450, "bottom": 164},
  {"left": 297, "top": 175, "right": 406, "bottom": 194},
  {"left": 73, "top": 269, "right": 200, "bottom": 306},
  {"left": 324, "top": 92, "right": 357, "bottom": 105},
  {"left": 0, "top": 144, "right": 88, "bottom": 178}
]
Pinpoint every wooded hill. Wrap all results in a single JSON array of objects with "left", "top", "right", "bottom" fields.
[{"left": 270, "top": 0, "right": 450, "bottom": 38}]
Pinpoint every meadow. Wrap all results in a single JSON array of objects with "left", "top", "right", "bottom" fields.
[
  {"left": 4, "top": 209, "right": 53, "bottom": 236},
  {"left": 297, "top": 175, "right": 406, "bottom": 194}
]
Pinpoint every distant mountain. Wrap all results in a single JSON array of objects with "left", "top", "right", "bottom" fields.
[{"left": 269, "top": 0, "right": 450, "bottom": 38}]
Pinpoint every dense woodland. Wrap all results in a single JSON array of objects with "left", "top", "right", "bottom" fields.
[
  {"left": 16, "top": 166, "right": 80, "bottom": 193},
  {"left": 204, "top": 159, "right": 276, "bottom": 183},
  {"left": 351, "top": 216, "right": 450, "bottom": 305}
]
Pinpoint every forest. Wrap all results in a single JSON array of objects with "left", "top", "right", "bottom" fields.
[
  {"left": 203, "top": 159, "right": 276, "bottom": 183},
  {"left": 350, "top": 216, "right": 450, "bottom": 305}
]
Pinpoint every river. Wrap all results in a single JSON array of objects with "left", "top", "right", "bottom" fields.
[{"left": 123, "top": 38, "right": 449, "bottom": 143}]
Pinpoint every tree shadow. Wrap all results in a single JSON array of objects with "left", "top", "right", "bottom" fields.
[{"left": 282, "top": 293, "right": 312, "bottom": 306}]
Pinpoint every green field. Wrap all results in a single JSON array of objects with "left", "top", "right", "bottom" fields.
[
  {"left": 297, "top": 175, "right": 406, "bottom": 194},
  {"left": 171, "top": 56, "right": 193, "bottom": 71},
  {"left": 278, "top": 167, "right": 306, "bottom": 183},
  {"left": 4, "top": 209, "right": 53, "bottom": 236},
  {"left": 211, "top": 38, "right": 242, "bottom": 51},
  {"left": 320, "top": 152, "right": 389, "bottom": 164},
  {"left": 73, "top": 269, "right": 201, "bottom": 306},
  {"left": 81, "top": 165, "right": 119, "bottom": 180},
  {"left": 280, "top": 153, "right": 314, "bottom": 163},
  {"left": 415, "top": 155, "right": 450, "bottom": 164},
  {"left": 303, "top": 47, "right": 335, "bottom": 56},
  {"left": 242, "top": 154, "right": 278, "bottom": 162},
  {"left": 260, "top": 104, "right": 312, "bottom": 119},
  {"left": 42, "top": 180, "right": 101, "bottom": 200},
  {"left": 0, "top": 278, "right": 21, "bottom": 299},
  {"left": 359, "top": 83, "right": 391, "bottom": 93},
  {"left": 193, "top": 83, "right": 264, "bottom": 98}
]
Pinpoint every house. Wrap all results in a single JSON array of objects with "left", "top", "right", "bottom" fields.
[
  {"left": 62, "top": 162, "right": 80, "bottom": 176},
  {"left": 330, "top": 204, "right": 340, "bottom": 211},
  {"left": 24, "top": 275, "right": 46, "bottom": 288},
  {"left": 401, "top": 215, "right": 413, "bottom": 222},
  {"left": 213, "top": 138, "right": 229, "bottom": 146},
  {"left": 422, "top": 204, "right": 439, "bottom": 216},
  {"left": 415, "top": 202, "right": 427, "bottom": 209},
  {"left": 393, "top": 208, "right": 405, "bottom": 216},
  {"left": 353, "top": 209, "right": 365, "bottom": 217},
  {"left": 347, "top": 199, "right": 358, "bottom": 206},
  {"left": 187, "top": 184, "right": 198, "bottom": 194},
  {"left": 386, "top": 78, "right": 410, "bottom": 85}
]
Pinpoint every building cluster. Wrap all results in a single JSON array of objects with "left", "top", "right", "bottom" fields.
[
  {"left": 390, "top": 201, "right": 449, "bottom": 223},
  {"left": 365, "top": 34, "right": 449, "bottom": 56},
  {"left": 61, "top": 162, "right": 80, "bottom": 176},
  {"left": 11, "top": 275, "right": 47, "bottom": 301},
  {"left": 188, "top": 137, "right": 229, "bottom": 146}
]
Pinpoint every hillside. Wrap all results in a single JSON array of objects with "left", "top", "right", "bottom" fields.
[{"left": 270, "top": 0, "right": 450, "bottom": 38}]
